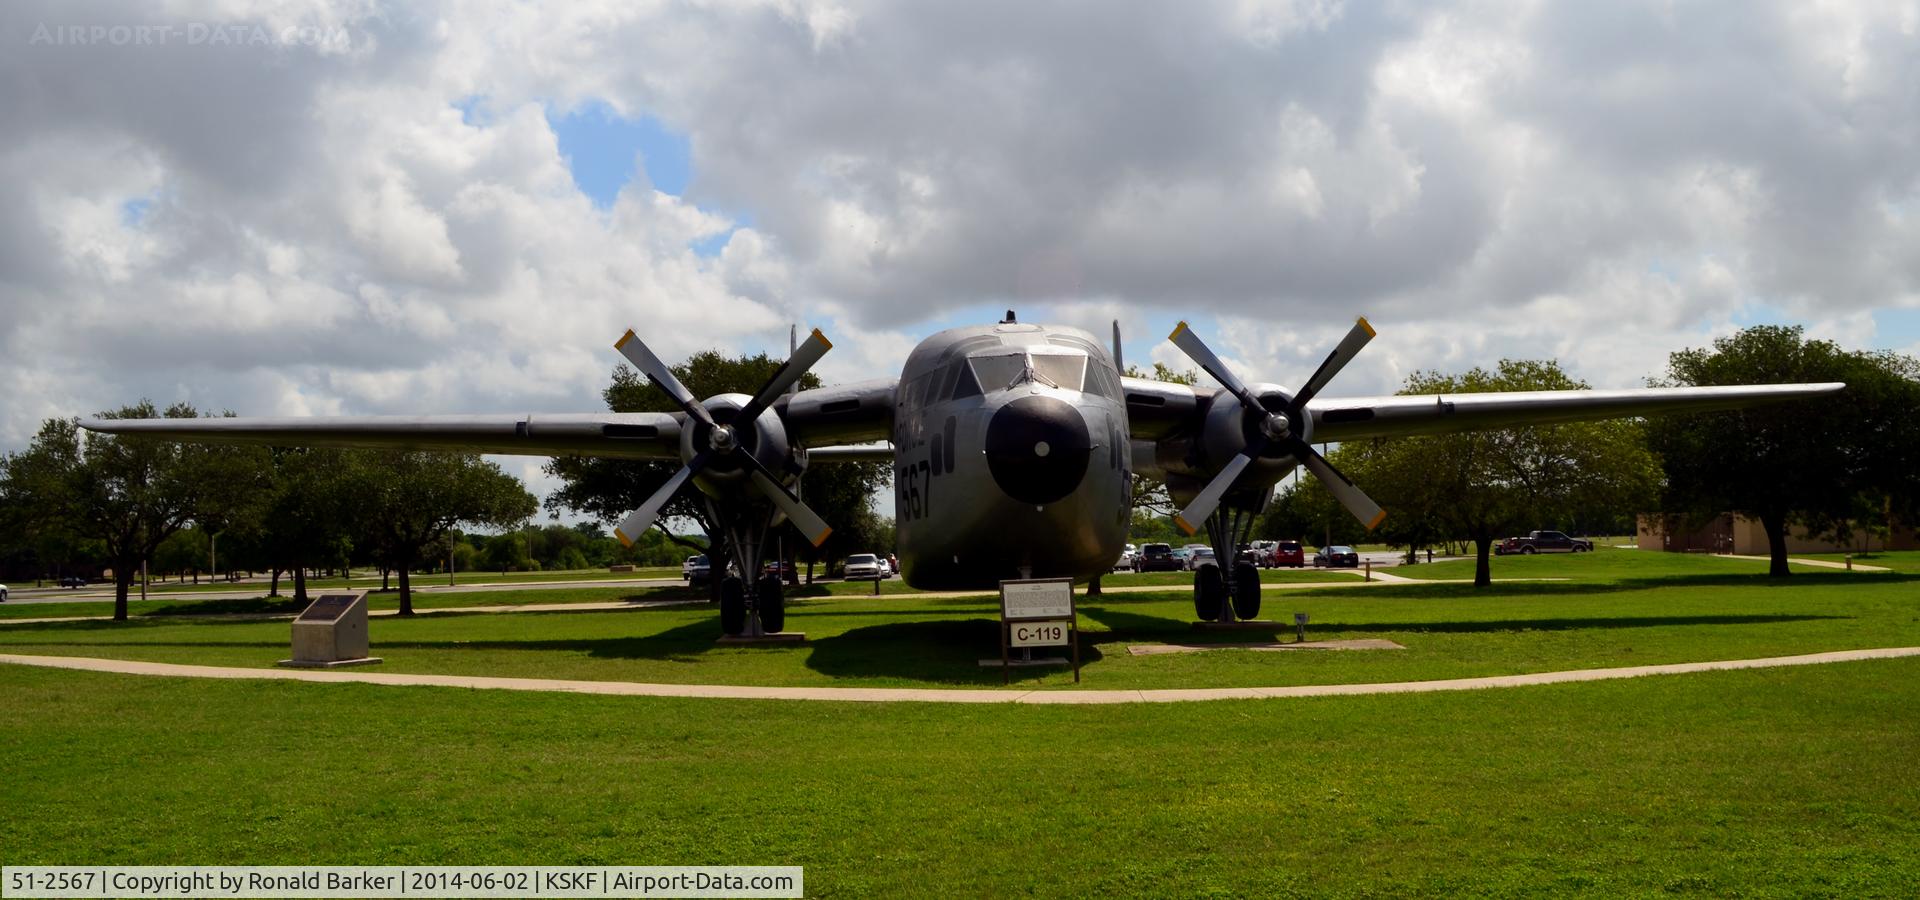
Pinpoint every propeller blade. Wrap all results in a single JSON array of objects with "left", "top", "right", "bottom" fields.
[
  {"left": 612, "top": 454, "right": 708, "bottom": 547},
  {"left": 1172, "top": 450, "right": 1257, "bottom": 536},
  {"left": 737, "top": 328, "right": 832, "bottom": 426},
  {"left": 1292, "top": 317, "right": 1376, "bottom": 409},
  {"left": 1112, "top": 320, "right": 1124, "bottom": 374},
  {"left": 1169, "top": 321, "right": 1264, "bottom": 412},
  {"left": 747, "top": 468, "right": 833, "bottom": 547},
  {"left": 615, "top": 329, "right": 716, "bottom": 428},
  {"left": 1300, "top": 447, "right": 1385, "bottom": 531}
]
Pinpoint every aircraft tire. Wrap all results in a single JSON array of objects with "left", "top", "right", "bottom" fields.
[
  {"left": 719, "top": 576, "right": 747, "bottom": 635},
  {"left": 1194, "top": 565, "right": 1226, "bottom": 621},
  {"left": 1231, "top": 562, "right": 1261, "bottom": 620},
  {"left": 756, "top": 574, "right": 785, "bottom": 634}
]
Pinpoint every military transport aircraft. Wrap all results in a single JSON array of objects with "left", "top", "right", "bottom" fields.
[{"left": 85, "top": 315, "right": 1842, "bottom": 636}]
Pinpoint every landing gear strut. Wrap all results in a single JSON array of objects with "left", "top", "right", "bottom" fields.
[
  {"left": 709, "top": 498, "right": 791, "bottom": 637},
  {"left": 1191, "top": 502, "right": 1263, "bottom": 623}
]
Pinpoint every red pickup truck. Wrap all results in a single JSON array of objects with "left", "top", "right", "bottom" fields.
[{"left": 1494, "top": 531, "right": 1593, "bottom": 555}]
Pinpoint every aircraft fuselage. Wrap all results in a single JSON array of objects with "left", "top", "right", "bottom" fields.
[{"left": 891, "top": 322, "right": 1133, "bottom": 589}]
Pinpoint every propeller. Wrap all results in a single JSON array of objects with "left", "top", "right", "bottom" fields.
[
  {"left": 1167, "top": 318, "right": 1386, "bottom": 535},
  {"left": 610, "top": 328, "right": 836, "bottom": 549}
]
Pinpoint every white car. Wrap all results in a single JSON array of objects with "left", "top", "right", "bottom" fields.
[
  {"left": 681, "top": 555, "right": 702, "bottom": 580},
  {"left": 844, "top": 553, "right": 884, "bottom": 580},
  {"left": 0, "top": 583, "right": 8, "bottom": 601},
  {"left": 1184, "top": 548, "right": 1218, "bottom": 571}
]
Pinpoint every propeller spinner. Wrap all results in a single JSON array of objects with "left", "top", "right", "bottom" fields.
[
  {"left": 1167, "top": 318, "right": 1386, "bottom": 535},
  {"left": 609, "top": 328, "right": 836, "bottom": 548}
]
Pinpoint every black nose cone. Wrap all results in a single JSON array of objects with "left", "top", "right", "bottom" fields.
[{"left": 985, "top": 395, "right": 1092, "bottom": 505}]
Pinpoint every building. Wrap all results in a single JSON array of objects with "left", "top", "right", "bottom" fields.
[{"left": 1637, "top": 512, "right": 1916, "bottom": 554}]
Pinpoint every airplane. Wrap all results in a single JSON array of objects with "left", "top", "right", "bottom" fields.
[{"left": 84, "top": 313, "right": 1844, "bottom": 636}]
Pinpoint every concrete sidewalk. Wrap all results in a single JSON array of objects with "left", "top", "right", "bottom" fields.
[{"left": 3, "top": 647, "right": 1914, "bottom": 705}]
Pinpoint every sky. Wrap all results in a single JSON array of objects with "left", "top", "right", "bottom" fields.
[{"left": 3, "top": 1, "right": 1918, "bottom": 515}]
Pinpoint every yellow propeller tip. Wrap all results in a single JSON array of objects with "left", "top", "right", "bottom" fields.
[
  {"left": 1168, "top": 321, "right": 1189, "bottom": 341},
  {"left": 811, "top": 328, "right": 832, "bottom": 351},
  {"left": 1173, "top": 515, "right": 1197, "bottom": 535},
  {"left": 1357, "top": 317, "right": 1376, "bottom": 338},
  {"left": 615, "top": 330, "right": 636, "bottom": 349},
  {"left": 810, "top": 526, "right": 833, "bottom": 548},
  {"left": 613, "top": 527, "right": 634, "bottom": 548},
  {"left": 1366, "top": 510, "right": 1387, "bottom": 531}
]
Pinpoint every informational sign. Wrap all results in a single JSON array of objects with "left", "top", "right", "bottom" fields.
[
  {"left": 297, "top": 595, "right": 356, "bottom": 622},
  {"left": 997, "top": 578, "right": 1079, "bottom": 683},
  {"left": 1009, "top": 620, "right": 1070, "bottom": 648},
  {"left": 1000, "top": 579, "right": 1074, "bottom": 620}
]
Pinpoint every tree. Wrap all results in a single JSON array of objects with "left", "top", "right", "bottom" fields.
[
  {"left": 351, "top": 450, "right": 537, "bottom": 614},
  {"left": 1648, "top": 326, "right": 1920, "bottom": 576},
  {"left": 1318, "top": 361, "right": 1659, "bottom": 586},
  {"left": 250, "top": 447, "right": 359, "bottom": 604},
  {"left": 4, "top": 405, "right": 267, "bottom": 619}
]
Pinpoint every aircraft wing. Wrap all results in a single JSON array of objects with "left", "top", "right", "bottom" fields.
[
  {"left": 79, "top": 375, "right": 903, "bottom": 461},
  {"left": 79, "top": 413, "right": 686, "bottom": 460},
  {"left": 1306, "top": 383, "right": 1847, "bottom": 443}
]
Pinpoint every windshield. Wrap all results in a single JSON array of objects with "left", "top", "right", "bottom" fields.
[
  {"left": 967, "top": 352, "right": 1088, "bottom": 393},
  {"left": 847, "top": 554, "right": 876, "bottom": 564},
  {"left": 968, "top": 354, "right": 1028, "bottom": 392}
]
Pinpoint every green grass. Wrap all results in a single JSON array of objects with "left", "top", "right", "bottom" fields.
[
  {"left": 79, "top": 566, "right": 687, "bottom": 595},
  {"left": 1, "top": 660, "right": 1915, "bottom": 895},
  {"left": 1798, "top": 550, "right": 1920, "bottom": 574},
  {"left": 3, "top": 552, "right": 1915, "bottom": 691},
  {"left": 1388, "top": 543, "right": 1839, "bottom": 581}
]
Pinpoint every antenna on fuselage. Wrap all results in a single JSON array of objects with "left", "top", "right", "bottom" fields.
[
  {"left": 1112, "top": 320, "right": 1123, "bottom": 373},
  {"left": 1001, "top": 309, "right": 1017, "bottom": 324}
]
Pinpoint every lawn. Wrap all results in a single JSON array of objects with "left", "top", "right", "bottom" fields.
[
  {"left": 2, "top": 551, "right": 1913, "bottom": 692},
  {"left": 1, "top": 659, "right": 1914, "bottom": 896}
]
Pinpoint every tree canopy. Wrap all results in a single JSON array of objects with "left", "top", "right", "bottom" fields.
[{"left": 1647, "top": 325, "right": 1920, "bottom": 575}]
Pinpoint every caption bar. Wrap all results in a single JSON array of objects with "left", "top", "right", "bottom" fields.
[{"left": 2, "top": 867, "right": 803, "bottom": 898}]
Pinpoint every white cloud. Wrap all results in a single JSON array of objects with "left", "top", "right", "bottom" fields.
[{"left": 5, "top": 0, "right": 1919, "bottom": 485}]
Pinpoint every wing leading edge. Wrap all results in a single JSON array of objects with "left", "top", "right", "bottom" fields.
[
  {"left": 1306, "top": 382, "right": 1846, "bottom": 444},
  {"left": 79, "top": 413, "right": 687, "bottom": 460}
]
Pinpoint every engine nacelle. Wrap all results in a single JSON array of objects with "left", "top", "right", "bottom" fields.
[
  {"left": 1192, "top": 381, "right": 1309, "bottom": 496},
  {"left": 680, "top": 392, "right": 801, "bottom": 499}
]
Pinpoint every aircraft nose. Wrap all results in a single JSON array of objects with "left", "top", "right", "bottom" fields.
[{"left": 984, "top": 395, "right": 1092, "bottom": 505}]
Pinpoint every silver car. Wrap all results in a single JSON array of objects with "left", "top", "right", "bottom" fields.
[
  {"left": 0, "top": 583, "right": 9, "bottom": 601},
  {"left": 844, "top": 553, "right": 883, "bottom": 580}
]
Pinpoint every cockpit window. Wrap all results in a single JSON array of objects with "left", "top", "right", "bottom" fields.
[
  {"left": 1030, "top": 354, "right": 1085, "bottom": 391},
  {"left": 968, "top": 354, "right": 1029, "bottom": 392}
]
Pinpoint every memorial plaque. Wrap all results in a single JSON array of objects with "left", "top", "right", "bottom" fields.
[
  {"left": 298, "top": 595, "right": 357, "bottom": 622},
  {"left": 281, "top": 591, "right": 380, "bottom": 668},
  {"left": 1000, "top": 578, "right": 1074, "bottom": 620}
]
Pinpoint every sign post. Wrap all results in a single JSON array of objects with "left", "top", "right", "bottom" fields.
[{"left": 996, "top": 578, "right": 1079, "bottom": 684}]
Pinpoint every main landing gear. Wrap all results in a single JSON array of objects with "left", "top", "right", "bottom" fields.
[
  {"left": 1191, "top": 504, "right": 1264, "bottom": 624},
  {"left": 709, "top": 500, "right": 789, "bottom": 638}
]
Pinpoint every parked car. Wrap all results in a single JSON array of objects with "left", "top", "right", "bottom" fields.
[
  {"left": 1494, "top": 531, "right": 1594, "bottom": 555},
  {"left": 1133, "top": 543, "right": 1181, "bottom": 572},
  {"left": 1314, "top": 545, "right": 1360, "bottom": 568},
  {"left": 1113, "top": 543, "right": 1137, "bottom": 571},
  {"left": 0, "top": 583, "right": 7, "bottom": 602},
  {"left": 887, "top": 554, "right": 900, "bottom": 575},
  {"left": 762, "top": 560, "right": 796, "bottom": 579},
  {"left": 685, "top": 555, "right": 713, "bottom": 586},
  {"left": 1170, "top": 548, "right": 1192, "bottom": 568},
  {"left": 1185, "top": 547, "right": 1218, "bottom": 570},
  {"left": 877, "top": 556, "right": 895, "bottom": 578},
  {"left": 59, "top": 575, "right": 89, "bottom": 588},
  {"left": 844, "top": 553, "right": 884, "bottom": 580},
  {"left": 1241, "top": 540, "right": 1276, "bottom": 567},
  {"left": 1269, "top": 540, "right": 1306, "bottom": 568}
]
